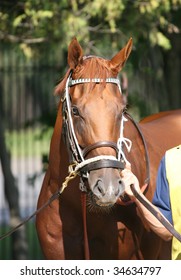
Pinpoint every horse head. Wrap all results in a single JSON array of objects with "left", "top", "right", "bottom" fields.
[{"left": 56, "top": 37, "right": 133, "bottom": 208}]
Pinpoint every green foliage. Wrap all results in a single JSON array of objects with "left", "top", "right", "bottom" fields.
[
  {"left": 5, "top": 127, "right": 52, "bottom": 157},
  {"left": 0, "top": 0, "right": 180, "bottom": 57}
]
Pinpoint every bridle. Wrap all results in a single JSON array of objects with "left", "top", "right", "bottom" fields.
[
  {"left": 62, "top": 69, "right": 151, "bottom": 199},
  {"left": 62, "top": 71, "right": 130, "bottom": 184}
]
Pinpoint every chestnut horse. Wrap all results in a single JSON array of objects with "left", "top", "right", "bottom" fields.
[{"left": 36, "top": 37, "right": 181, "bottom": 260}]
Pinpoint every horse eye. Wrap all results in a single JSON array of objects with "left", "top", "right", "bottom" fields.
[{"left": 71, "top": 106, "right": 80, "bottom": 116}]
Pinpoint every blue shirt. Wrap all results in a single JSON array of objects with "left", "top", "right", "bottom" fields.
[{"left": 152, "top": 156, "right": 173, "bottom": 224}]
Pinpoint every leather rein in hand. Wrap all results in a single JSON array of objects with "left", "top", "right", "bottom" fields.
[{"left": 131, "top": 184, "right": 181, "bottom": 242}]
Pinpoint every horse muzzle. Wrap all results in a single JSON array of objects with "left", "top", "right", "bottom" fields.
[
  {"left": 88, "top": 167, "right": 125, "bottom": 207},
  {"left": 75, "top": 156, "right": 125, "bottom": 207}
]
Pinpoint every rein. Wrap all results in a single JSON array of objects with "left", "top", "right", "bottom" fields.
[
  {"left": 131, "top": 185, "right": 181, "bottom": 242},
  {"left": 0, "top": 170, "right": 77, "bottom": 241},
  {"left": 0, "top": 192, "right": 60, "bottom": 241}
]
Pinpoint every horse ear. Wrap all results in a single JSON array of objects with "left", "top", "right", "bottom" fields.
[
  {"left": 110, "top": 38, "right": 133, "bottom": 72},
  {"left": 68, "top": 37, "right": 84, "bottom": 69}
]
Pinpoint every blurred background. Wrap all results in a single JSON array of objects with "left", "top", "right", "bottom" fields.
[{"left": 0, "top": 0, "right": 181, "bottom": 259}]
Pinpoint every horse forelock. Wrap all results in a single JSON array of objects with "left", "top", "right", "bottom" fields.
[{"left": 73, "top": 56, "right": 117, "bottom": 79}]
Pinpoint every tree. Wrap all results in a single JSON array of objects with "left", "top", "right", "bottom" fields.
[{"left": 0, "top": 0, "right": 180, "bottom": 114}]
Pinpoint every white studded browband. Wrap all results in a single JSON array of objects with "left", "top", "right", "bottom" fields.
[{"left": 68, "top": 77, "right": 122, "bottom": 93}]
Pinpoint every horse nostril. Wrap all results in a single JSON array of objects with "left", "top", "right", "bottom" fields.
[
  {"left": 94, "top": 179, "right": 105, "bottom": 196},
  {"left": 97, "top": 185, "right": 103, "bottom": 194},
  {"left": 115, "top": 188, "right": 119, "bottom": 196},
  {"left": 115, "top": 179, "right": 124, "bottom": 196},
  {"left": 119, "top": 179, "right": 123, "bottom": 188}
]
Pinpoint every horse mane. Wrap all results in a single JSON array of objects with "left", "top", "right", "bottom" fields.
[{"left": 54, "top": 56, "right": 119, "bottom": 96}]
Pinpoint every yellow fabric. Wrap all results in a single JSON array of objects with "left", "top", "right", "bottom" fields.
[{"left": 165, "top": 145, "right": 181, "bottom": 260}]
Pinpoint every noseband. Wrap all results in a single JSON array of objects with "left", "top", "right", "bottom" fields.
[
  {"left": 82, "top": 141, "right": 119, "bottom": 158},
  {"left": 61, "top": 70, "right": 132, "bottom": 182}
]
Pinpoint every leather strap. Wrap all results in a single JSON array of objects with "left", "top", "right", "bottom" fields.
[
  {"left": 0, "top": 191, "right": 61, "bottom": 241},
  {"left": 79, "top": 159, "right": 125, "bottom": 173},
  {"left": 82, "top": 141, "right": 119, "bottom": 158},
  {"left": 131, "top": 184, "right": 181, "bottom": 242}
]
